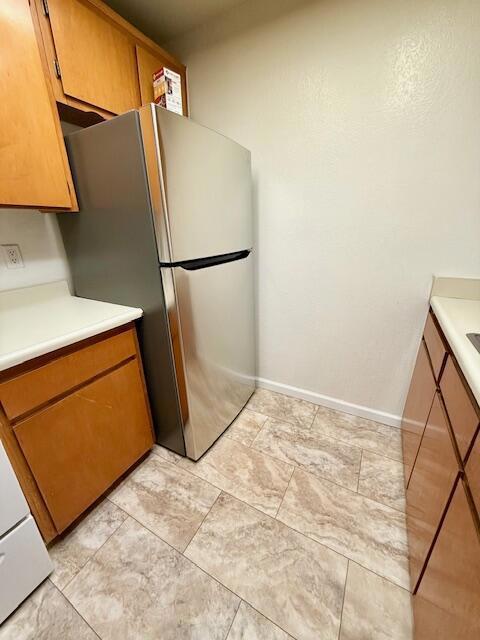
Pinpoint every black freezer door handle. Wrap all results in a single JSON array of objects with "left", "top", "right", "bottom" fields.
[{"left": 161, "top": 249, "right": 251, "bottom": 271}]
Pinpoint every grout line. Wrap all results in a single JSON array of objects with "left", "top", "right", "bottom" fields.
[
  {"left": 182, "top": 491, "right": 222, "bottom": 555},
  {"left": 356, "top": 450, "right": 363, "bottom": 492},
  {"left": 337, "top": 560, "right": 350, "bottom": 640},
  {"left": 49, "top": 501, "right": 128, "bottom": 594},
  {"left": 274, "top": 463, "right": 295, "bottom": 518},
  {"left": 49, "top": 579, "right": 102, "bottom": 639},
  {"left": 222, "top": 598, "right": 242, "bottom": 640}
]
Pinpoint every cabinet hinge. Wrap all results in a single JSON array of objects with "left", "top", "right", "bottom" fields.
[
  {"left": 41, "top": 0, "right": 49, "bottom": 16},
  {"left": 53, "top": 59, "right": 61, "bottom": 79}
]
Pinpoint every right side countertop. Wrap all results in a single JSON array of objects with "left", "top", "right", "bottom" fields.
[{"left": 430, "top": 277, "right": 480, "bottom": 407}]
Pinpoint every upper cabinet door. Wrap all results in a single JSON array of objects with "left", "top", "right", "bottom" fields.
[
  {"left": 0, "top": 0, "right": 73, "bottom": 208},
  {"left": 136, "top": 45, "right": 188, "bottom": 114},
  {"left": 47, "top": 0, "right": 140, "bottom": 114}
]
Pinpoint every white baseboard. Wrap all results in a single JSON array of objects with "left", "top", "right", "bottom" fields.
[{"left": 255, "top": 377, "right": 402, "bottom": 429}]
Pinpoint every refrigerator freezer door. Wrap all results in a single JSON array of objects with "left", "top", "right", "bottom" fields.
[
  {"left": 162, "top": 252, "right": 255, "bottom": 459},
  {"left": 152, "top": 105, "right": 253, "bottom": 263},
  {"left": 0, "top": 442, "right": 29, "bottom": 537}
]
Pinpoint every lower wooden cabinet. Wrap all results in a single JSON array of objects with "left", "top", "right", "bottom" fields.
[
  {"left": 14, "top": 359, "right": 152, "bottom": 533},
  {"left": 401, "top": 340, "right": 436, "bottom": 486},
  {"left": 403, "top": 307, "right": 480, "bottom": 638},
  {"left": 0, "top": 324, "right": 154, "bottom": 542},
  {"left": 406, "top": 393, "right": 459, "bottom": 588},
  {"left": 413, "top": 480, "right": 480, "bottom": 640}
]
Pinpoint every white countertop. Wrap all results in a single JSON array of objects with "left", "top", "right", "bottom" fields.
[
  {"left": 430, "top": 278, "right": 480, "bottom": 407},
  {"left": 0, "top": 281, "right": 142, "bottom": 372}
]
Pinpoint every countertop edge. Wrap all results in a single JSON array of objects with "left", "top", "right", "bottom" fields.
[
  {"left": 0, "top": 309, "right": 143, "bottom": 373},
  {"left": 430, "top": 296, "right": 480, "bottom": 408}
]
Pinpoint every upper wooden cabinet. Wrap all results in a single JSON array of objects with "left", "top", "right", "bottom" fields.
[
  {"left": 0, "top": 0, "right": 75, "bottom": 208},
  {"left": 34, "top": 0, "right": 187, "bottom": 118},
  {"left": 47, "top": 0, "right": 140, "bottom": 115}
]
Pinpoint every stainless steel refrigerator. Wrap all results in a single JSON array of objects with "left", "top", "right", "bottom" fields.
[{"left": 58, "top": 104, "right": 255, "bottom": 460}]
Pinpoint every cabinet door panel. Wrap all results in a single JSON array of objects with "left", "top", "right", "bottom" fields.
[
  {"left": 466, "top": 430, "right": 480, "bottom": 517},
  {"left": 406, "top": 393, "right": 459, "bottom": 588},
  {"left": 440, "top": 357, "right": 480, "bottom": 461},
  {"left": 48, "top": 0, "right": 140, "bottom": 114},
  {"left": 423, "top": 313, "right": 447, "bottom": 381},
  {"left": 0, "top": 0, "right": 72, "bottom": 207},
  {"left": 401, "top": 340, "right": 436, "bottom": 486},
  {"left": 136, "top": 45, "right": 187, "bottom": 114},
  {"left": 413, "top": 480, "right": 480, "bottom": 640},
  {"left": 14, "top": 360, "right": 153, "bottom": 532}
]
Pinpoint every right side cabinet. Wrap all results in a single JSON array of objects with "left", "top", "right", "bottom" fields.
[{"left": 402, "top": 310, "right": 480, "bottom": 639}]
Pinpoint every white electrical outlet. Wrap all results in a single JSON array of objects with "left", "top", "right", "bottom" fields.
[{"left": 1, "top": 244, "right": 24, "bottom": 269}]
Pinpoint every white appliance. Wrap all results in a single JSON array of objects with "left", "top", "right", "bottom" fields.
[{"left": 0, "top": 442, "right": 52, "bottom": 623}]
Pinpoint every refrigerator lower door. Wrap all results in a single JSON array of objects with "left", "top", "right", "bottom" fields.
[
  {"left": 163, "top": 252, "right": 255, "bottom": 460},
  {"left": 0, "top": 515, "right": 52, "bottom": 624}
]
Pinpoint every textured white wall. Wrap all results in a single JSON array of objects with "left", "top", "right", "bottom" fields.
[
  {"left": 172, "top": 0, "right": 480, "bottom": 421},
  {"left": 0, "top": 210, "right": 70, "bottom": 292}
]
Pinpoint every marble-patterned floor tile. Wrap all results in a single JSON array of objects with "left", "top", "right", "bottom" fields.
[
  {"left": 252, "top": 418, "right": 361, "bottom": 490},
  {"left": 247, "top": 389, "right": 317, "bottom": 427},
  {"left": 226, "top": 409, "right": 268, "bottom": 446},
  {"left": 277, "top": 469, "right": 409, "bottom": 588},
  {"left": 0, "top": 580, "right": 97, "bottom": 640},
  {"left": 313, "top": 406, "right": 403, "bottom": 461},
  {"left": 227, "top": 602, "right": 290, "bottom": 640},
  {"left": 340, "top": 562, "right": 413, "bottom": 640},
  {"left": 109, "top": 455, "right": 220, "bottom": 551},
  {"left": 358, "top": 451, "right": 406, "bottom": 511},
  {"left": 185, "top": 492, "right": 347, "bottom": 640},
  {"left": 178, "top": 437, "right": 293, "bottom": 517},
  {"left": 151, "top": 443, "right": 182, "bottom": 464},
  {"left": 49, "top": 500, "right": 127, "bottom": 590},
  {"left": 64, "top": 517, "right": 239, "bottom": 640}
]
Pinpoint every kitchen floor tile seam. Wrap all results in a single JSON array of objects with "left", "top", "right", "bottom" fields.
[
  {"left": 150, "top": 447, "right": 181, "bottom": 464},
  {"left": 274, "top": 508, "right": 410, "bottom": 592},
  {"left": 64, "top": 507, "right": 247, "bottom": 628},
  {"left": 356, "top": 450, "right": 363, "bottom": 492},
  {"left": 222, "top": 597, "right": 242, "bottom": 640},
  {"left": 273, "top": 464, "right": 295, "bottom": 519},
  {"left": 336, "top": 559, "right": 350, "bottom": 640},
  {"left": 356, "top": 486, "right": 407, "bottom": 514},
  {"left": 248, "top": 437, "right": 362, "bottom": 496},
  {"left": 225, "top": 601, "right": 298, "bottom": 640},
  {"left": 313, "top": 426, "right": 403, "bottom": 464},
  {"left": 50, "top": 503, "right": 128, "bottom": 595},
  {"left": 46, "top": 578, "right": 102, "bottom": 640}
]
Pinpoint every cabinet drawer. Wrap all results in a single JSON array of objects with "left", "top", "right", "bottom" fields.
[
  {"left": 406, "top": 393, "right": 460, "bottom": 589},
  {"left": 0, "top": 328, "right": 136, "bottom": 421},
  {"left": 13, "top": 359, "right": 153, "bottom": 532},
  {"left": 440, "top": 357, "right": 480, "bottom": 461},
  {"left": 423, "top": 312, "right": 447, "bottom": 381},
  {"left": 401, "top": 340, "right": 436, "bottom": 486},
  {"left": 413, "top": 480, "right": 480, "bottom": 640},
  {"left": 466, "top": 430, "right": 480, "bottom": 517}
]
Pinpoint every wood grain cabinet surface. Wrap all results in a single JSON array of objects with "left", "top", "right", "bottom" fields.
[
  {"left": 440, "top": 357, "right": 480, "bottom": 461},
  {"left": 413, "top": 480, "right": 480, "bottom": 640},
  {"left": 466, "top": 431, "right": 480, "bottom": 517},
  {"left": 401, "top": 340, "right": 436, "bottom": 486},
  {"left": 0, "top": 0, "right": 74, "bottom": 208},
  {"left": 406, "top": 392, "right": 460, "bottom": 589},
  {"left": 47, "top": 0, "right": 140, "bottom": 115},
  {"left": 0, "top": 325, "right": 154, "bottom": 542},
  {"left": 14, "top": 359, "right": 152, "bottom": 533},
  {"left": 423, "top": 313, "right": 447, "bottom": 381}
]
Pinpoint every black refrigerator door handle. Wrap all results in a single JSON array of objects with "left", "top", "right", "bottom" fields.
[{"left": 161, "top": 249, "right": 251, "bottom": 271}]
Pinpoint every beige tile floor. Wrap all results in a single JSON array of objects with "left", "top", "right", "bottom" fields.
[{"left": 0, "top": 389, "right": 413, "bottom": 640}]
